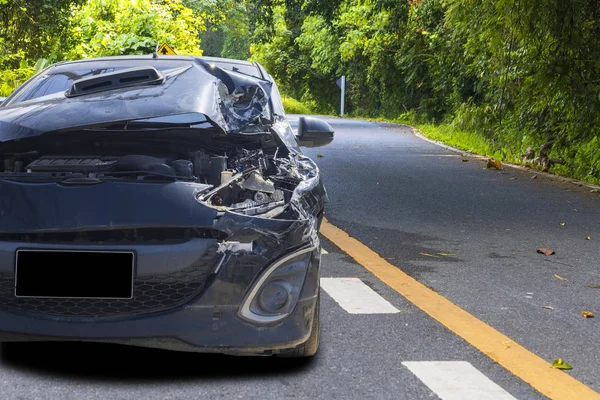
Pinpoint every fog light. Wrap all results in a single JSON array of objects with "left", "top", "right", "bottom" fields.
[
  {"left": 258, "top": 281, "right": 291, "bottom": 313},
  {"left": 239, "top": 246, "right": 315, "bottom": 323}
]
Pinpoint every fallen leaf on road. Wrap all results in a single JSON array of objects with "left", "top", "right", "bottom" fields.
[
  {"left": 510, "top": 177, "right": 518, "bottom": 180},
  {"left": 559, "top": 222, "right": 566, "bottom": 226},
  {"left": 461, "top": 159, "right": 469, "bottom": 162},
  {"left": 486, "top": 158, "right": 502, "bottom": 169},
  {"left": 586, "top": 236, "right": 591, "bottom": 240},
  {"left": 582, "top": 311, "right": 595, "bottom": 318},
  {"left": 554, "top": 274, "right": 568, "bottom": 281},
  {"left": 541, "top": 306, "right": 554, "bottom": 310},
  {"left": 552, "top": 359, "right": 573, "bottom": 370},
  {"left": 316, "top": 154, "right": 324, "bottom": 158},
  {"left": 419, "top": 252, "right": 439, "bottom": 258},
  {"left": 537, "top": 248, "right": 555, "bottom": 256},
  {"left": 573, "top": 209, "right": 578, "bottom": 212},
  {"left": 437, "top": 252, "right": 456, "bottom": 257},
  {"left": 585, "top": 285, "right": 600, "bottom": 289},
  {"left": 531, "top": 175, "right": 538, "bottom": 179}
]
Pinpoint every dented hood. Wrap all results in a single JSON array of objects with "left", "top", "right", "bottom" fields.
[{"left": 0, "top": 60, "right": 273, "bottom": 142}]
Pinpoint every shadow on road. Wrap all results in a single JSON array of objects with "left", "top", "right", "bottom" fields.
[{"left": 0, "top": 342, "right": 314, "bottom": 381}]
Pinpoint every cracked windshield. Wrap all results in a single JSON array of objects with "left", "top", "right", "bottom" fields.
[{"left": 0, "top": 0, "right": 599, "bottom": 399}]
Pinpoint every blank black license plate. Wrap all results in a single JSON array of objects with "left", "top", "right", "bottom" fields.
[{"left": 15, "top": 250, "right": 134, "bottom": 298}]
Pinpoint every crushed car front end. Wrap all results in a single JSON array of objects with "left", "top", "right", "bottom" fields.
[{"left": 0, "top": 56, "right": 326, "bottom": 355}]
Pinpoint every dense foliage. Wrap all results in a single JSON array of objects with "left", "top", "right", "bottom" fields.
[
  {"left": 251, "top": 0, "right": 600, "bottom": 183},
  {"left": 2, "top": 0, "right": 600, "bottom": 182},
  {"left": 0, "top": 0, "right": 207, "bottom": 95},
  {"left": 67, "top": 0, "right": 205, "bottom": 59}
]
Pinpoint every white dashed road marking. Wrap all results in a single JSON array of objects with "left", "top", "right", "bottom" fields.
[
  {"left": 402, "top": 361, "right": 517, "bottom": 400},
  {"left": 320, "top": 277, "right": 399, "bottom": 314}
]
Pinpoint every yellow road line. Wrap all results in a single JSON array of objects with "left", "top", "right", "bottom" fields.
[{"left": 320, "top": 219, "right": 600, "bottom": 400}]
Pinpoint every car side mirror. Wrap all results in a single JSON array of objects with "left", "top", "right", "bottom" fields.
[{"left": 296, "top": 116, "right": 334, "bottom": 148}]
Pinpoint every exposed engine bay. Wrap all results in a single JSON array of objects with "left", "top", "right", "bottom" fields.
[{"left": 0, "top": 133, "right": 316, "bottom": 220}]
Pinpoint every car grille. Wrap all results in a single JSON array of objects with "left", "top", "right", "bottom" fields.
[{"left": 0, "top": 245, "right": 220, "bottom": 318}]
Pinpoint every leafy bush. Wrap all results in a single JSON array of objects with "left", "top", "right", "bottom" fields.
[
  {"left": 67, "top": 0, "right": 204, "bottom": 59},
  {"left": 282, "top": 96, "right": 311, "bottom": 115},
  {"left": 0, "top": 0, "right": 205, "bottom": 96}
]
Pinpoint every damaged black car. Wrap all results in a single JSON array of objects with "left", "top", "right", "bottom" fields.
[{"left": 0, "top": 55, "right": 334, "bottom": 357}]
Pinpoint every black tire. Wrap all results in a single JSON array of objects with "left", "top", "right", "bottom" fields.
[{"left": 279, "top": 294, "right": 320, "bottom": 358}]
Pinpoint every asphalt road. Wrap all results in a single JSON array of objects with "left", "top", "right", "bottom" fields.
[{"left": 1, "top": 116, "right": 599, "bottom": 399}]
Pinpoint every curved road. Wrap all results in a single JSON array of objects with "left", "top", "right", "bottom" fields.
[{"left": 1, "top": 116, "right": 599, "bottom": 399}]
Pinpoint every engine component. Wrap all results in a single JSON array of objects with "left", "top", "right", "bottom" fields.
[
  {"left": 13, "top": 161, "right": 23, "bottom": 173},
  {"left": 117, "top": 155, "right": 175, "bottom": 176},
  {"left": 3, "top": 158, "right": 13, "bottom": 172},
  {"left": 171, "top": 160, "right": 194, "bottom": 178},
  {"left": 253, "top": 192, "right": 267, "bottom": 202},
  {"left": 230, "top": 149, "right": 269, "bottom": 172},
  {"left": 221, "top": 170, "right": 233, "bottom": 184},
  {"left": 209, "top": 156, "right": 227, "bottom": 186},
  {"left": 230, "top": 190, "right": 284, "bottom": 216},
  {"left": 27, "top": 156, "right": 118, "bottom": 173},
  {"left": 189, "top": 150, "right": 210, "bottom": 179},
  {"left": 241, "top": 170, "right": 275, "bottom": 193}
]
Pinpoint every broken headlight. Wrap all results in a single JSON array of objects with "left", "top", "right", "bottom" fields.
[{"left": 239, "top": 246, "right": 314, "bottom": 324}]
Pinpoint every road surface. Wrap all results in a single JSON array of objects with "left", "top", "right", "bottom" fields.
[{"left": 1, "top": 116, "right": 599, "bottom": 399}]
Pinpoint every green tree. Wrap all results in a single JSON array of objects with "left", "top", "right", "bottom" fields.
[
  {"left": 0, "top": 0, "right": 81, "bottom": 65},
  {"left": 0, "top": 0, "right": 81, "bottom": 95},
  {"left": 190, "top": 0, "right": 252, "bottom": 59},
  {"left": 67, "top": 0, "right": 205, "bottom": 59}
]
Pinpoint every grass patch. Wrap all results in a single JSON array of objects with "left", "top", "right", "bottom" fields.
[
  {"left": 348, "top": 114, "right": 497, "bottom": 158},
  {"left": 282, "top": 96, "right": 311, "bottom": 114},
  {"left": 415, "top": 124, "right": 495, "bottom": 157}
]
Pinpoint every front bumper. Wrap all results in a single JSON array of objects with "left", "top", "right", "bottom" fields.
[
  {"left": 0, "top": 237, "right": 320, "bottom": 354},
  {"left": 0, "top": 234, "right": 320, "bottom": 355},
  {"left": 0, "top": 296, "right": 319, "bottom": 355},
  {"left": 0, "top": 180, "right": 322, "bottom": 354}
]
